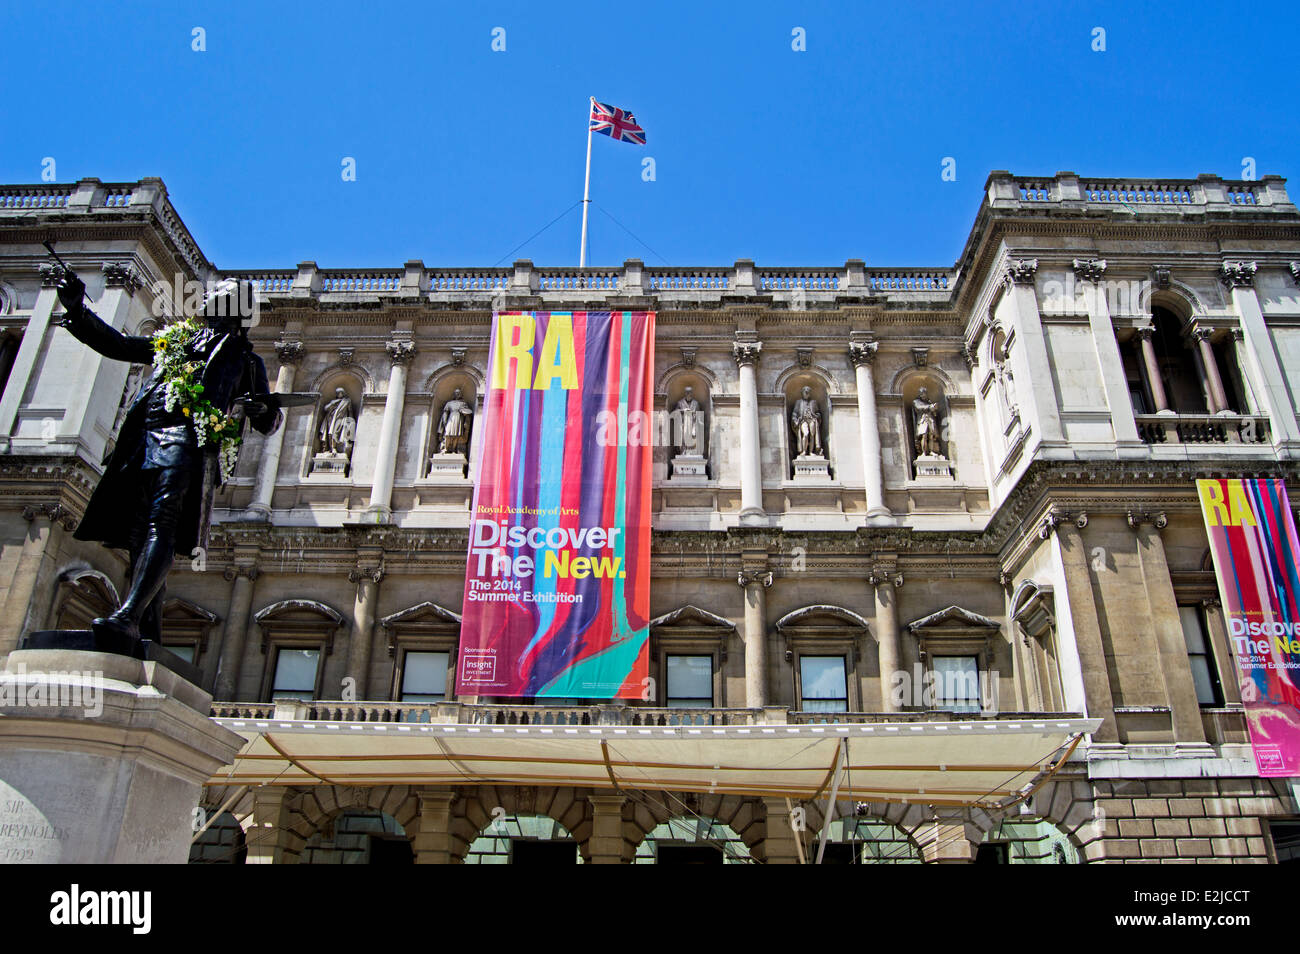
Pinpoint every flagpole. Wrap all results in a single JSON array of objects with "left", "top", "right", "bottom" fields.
[{"left": 580, "top": 96, "right": 595, "bottom": 269}]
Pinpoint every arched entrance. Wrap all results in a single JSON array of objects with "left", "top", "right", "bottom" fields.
[
  {"left": 819, "top": 818, "right": 922, "bottom": 864},
  {"left": 464, "top": 814, "right": 581, "bottom": 864},
  {"left": 634, "top": 816, "right": 754, "bottom": 864},
  {"left": 300, "top": 809, "right": 413, "bottom": 864},
  {"left": 977, "top": 818, "right": 1079, "bottom": 864}
]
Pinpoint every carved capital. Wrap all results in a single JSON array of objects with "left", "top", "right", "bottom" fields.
[
  {"left": 349, "top": 564, "right": 386, "bottom": 585},
  {"left": 1229, "top": 326, "right": 1245, "bottom": 343},
  {"left": 1191, "top": 327, "right": 1214, "bottom": 343},
  {"left": 960, "top": 345, "right": 976, "bottom": 371},
  {"left": 223, "top": 563, "right": 260, "bottom": 583},
  {"left": 1126, "top": 510, "right": 1168, "bottom": 531},
  {"left": 1038, "top": 508, "right": 1085, "bottom": 539},
  {"left": 737, "top": 570, "right": 772, "bottom": 588},
  {"left": 1290, "top": 262, "right": 1300, "bottom": 287},
  {"left": 868, "top": 567, "right": 903, "bottom": 588},
  {"left": 848, "top": 340, "right": 878, "bottom": 368},
  {"left": 387, "top": 339, "right": 418, "bottom": 365},
  {"left": 21, "top": 501, "right": 77, "bottom": 531},
  {"left": 1219, "top": 261, "right": 1258, "bottom": 288},
  {"left": 732, "top": 341, "right": 762, "bottom": 367},
  {"left": 100, "top": 261, "right": 144, "bottom": 295},
  {"left": 39, "top": 262, "right": 69, "bottom": 288},
  {"left": 1071, "top": 258, "right": 1107, "bottom": 283},
  {"left": 275, "top": 340, "right": 305, "bottom": 365},
  {"left": 1135, "top": 325, "right": 1155, "bottom": 342},
  {"left": 1004, "top": 258, "right": 1039, "bottom": 286}
]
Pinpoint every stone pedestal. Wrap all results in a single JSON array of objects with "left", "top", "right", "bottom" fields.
[
  {"left": 669, "top": 454, "right": 707, "bottom": 479},
  {"left": 792, "top": 453, "right": 831, "bottom": 483},
  {"left": 311, "top": 451, "right": 350, "bottom": 476},
  {"left": 0, "top": 648, "right": 243, "bottom": 863},
  {"left": 426, "top": 452, "right": 468, "bottom": 479},
  {"left": 913, "top": 454, "right": 953, "bottom": 479}
]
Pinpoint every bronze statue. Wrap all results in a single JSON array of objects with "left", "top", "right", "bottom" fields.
[{"left": 52, "top": 269, "right": 281, "bottom": 647}]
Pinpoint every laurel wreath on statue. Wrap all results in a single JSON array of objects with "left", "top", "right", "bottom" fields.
[{"left": 151, "top": 317, "right": 242, "bottom": 482}]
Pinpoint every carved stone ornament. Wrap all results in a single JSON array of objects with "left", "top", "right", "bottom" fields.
[
  {"left": 275, "top": 340, "right": 305, "bottom": 365},
  {"left": 386, "top": 339, "right": 417, "bottom": 365},
  {"left": 100, "top": 261, "right": 144, "bottom": 295},
  {"left": 737, "top": 570, "right": 773, "bottom": 588},
  {"left": 1219, "top": 261, "right": 1258, "bottom": 288},
  {"left": 1071, "top": 258, "right": 1107, "bottom": 283},
  {"left": 1004, "top": 258, "right": 1039, "bottom": 286},
  {"left": 732, "top": 341, "right": 761, "bottom": 367},
  {"left": 1151, "top": 265, "right": 1172, "bottom": 289},
  {"left": 849, "top": 340, "right": 878, "bottom": 367}
]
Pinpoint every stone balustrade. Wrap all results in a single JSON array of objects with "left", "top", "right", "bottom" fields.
[
  {"left": 1135, "top": 413, "right": 1271, "bottom": 445},
  {"left": 210, "top": 700, "right": 1074, "bottom": 727}
]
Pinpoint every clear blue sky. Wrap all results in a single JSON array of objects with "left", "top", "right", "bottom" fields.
[{"left": 4, "top": 0, "right": 1296, "bottom": 270}]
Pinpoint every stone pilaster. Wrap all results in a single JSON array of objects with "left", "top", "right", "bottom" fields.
[
  {"left": 760, "top": 797, "right": 805, "bottom": 864},
  {"left": 1072, "top": 259, "right": 1141, "bottom": 447},
  {"left": 1222, "top": 261, "right": 1300, "bottom": 442},
  {"left": 870, "top": 564, "right": 903, "bottom": 711},
  {"left": 587, "top": 794, "right": 629, "bottom": 864},
  {"left": 244, "top": 785, "right": 303, "bottom": 864},
  {"left": 1002, "top": 258, "right": 1065, "bottom": 448},
  {"left": 244, "top": 339, "right": 303, "bottom": 520},
  {"left": 412, "top": 789, "right": 457, "bottom": 864},
  {"left": 1128, "top": 510, "right": 1208, "bottom": 746}
]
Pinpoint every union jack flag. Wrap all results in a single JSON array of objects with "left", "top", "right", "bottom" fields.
[{"left": 589, "top": 100, "right": 646, "bottom": 144}]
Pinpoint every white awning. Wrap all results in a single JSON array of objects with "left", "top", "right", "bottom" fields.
[{"left": 210, "top": 717, "right": 1099, "bottom": 806}]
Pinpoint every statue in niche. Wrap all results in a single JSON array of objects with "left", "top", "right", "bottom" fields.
[
  {"left": 318, "top": 387, "right": 356, "bottom": 459},
  {"left": 672, "top": 385, "right": 705, "bottom": 457},
  {"left": 912, "top": 386, "right": 945, "bottom": 459},
  {"left": 790, "top": 385, "right": 824, "bottom": 457},
  {"left": 437, "top": 387, "right": 474, "bottom": 457}
]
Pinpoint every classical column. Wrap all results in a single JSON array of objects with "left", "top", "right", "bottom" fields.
[
  {"left": 368, "top": 338, "right": 417, "bottom": 520},
  {"left": 213, "top": 560, "right": 259, "bottom": 701},
  {"left": 1043, "top": 510, "right": 1118, "bottom": 742},
  {"left": 413, "top": 789, "right": 457, "bottom": 864},
  {"left": 1135, "top": 326, "right": 1170, "bottom": 413},
  {"left": 1072, "top": 259, "right": 1140, "bottom": 445},
  {"left": 1191, "top": 328, "right": 1229, "bottom": 414},
  {"left": 738, "top": 567, "right": 771, "bottom": 707},
  {"left": 732, "top": 341, "right": 764, "bottom": 523},
  {"left": 346, "top": 558, "right": 384, "bottom": 699},
  {"left": 244, "top": 339, "right": 303, "bottom": 520},
  {"left": 1129, "top": 511, "right": 1207, "bottom": 745},
  {"left": 1222, "top": 261, "right": 1300, "bottom": 441},
  {"left": 849, "top": 340, "right": 889, "bottom": 520},
  {"left": 587, "top": 794, "right": 628, "bottom": 864},
  {"left": 870, "top": 566, "right": 903, "bottom": 712}
]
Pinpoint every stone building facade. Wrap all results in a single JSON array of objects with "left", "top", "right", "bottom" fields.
[{"left": 2, "top": 171, "right": 1299, "bottom": 863}]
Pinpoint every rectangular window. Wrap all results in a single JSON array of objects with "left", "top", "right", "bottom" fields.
[
  {"left": 933, "top": 656, "right": 980, "bottom": 712},
  {"left": 666, "top": 655, "right": 713, "bottom": 708},
  {"left": 271, "top": 648, "right": 320, "bottom": 701},
  {"left": 400, "top": 651, "right": 449, "bottom": 703},
  {"left": 1179, "top": 605, "right": 1223, "bottom": 706},
  {"left": 800, "top": 656, "right": 848, "bottom": 712}
]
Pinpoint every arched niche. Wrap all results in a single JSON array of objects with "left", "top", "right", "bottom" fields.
[
  {"left": 781, "top": 369, "right": 833, "bottom": 480},
  {"left": 424, "top": 366, "right": 480, "bottom": 479},
  {"left": 897, "top": 369, "right": 953, "bottom": 480},
  {"left": 661, "top": 369, "right": 712, "bottom": 480},
  {"left": 306, "top": 370, "right": 365, "bottom": 478},
  {"left": 51, "top": 567, "right": 120, "bottom": 630}
]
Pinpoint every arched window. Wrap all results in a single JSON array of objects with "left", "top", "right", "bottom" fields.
[
  {"left": 464, "top": 814, "right": 580, "bottom": 864},
  {"left": 301, "top": 810, "right": 412, "bottom": 864}
]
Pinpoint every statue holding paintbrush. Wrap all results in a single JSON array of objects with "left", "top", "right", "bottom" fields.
[{"left": 45, "top": 246, "right": 286, "bottom": 649}]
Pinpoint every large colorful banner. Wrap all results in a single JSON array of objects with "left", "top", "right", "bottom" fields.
[
  {"left": 456, "top": 311, "right": 654, "bottom": 698},
  {"left": 1198, "top": 478, "right": 1300, "bottom": 776}
]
